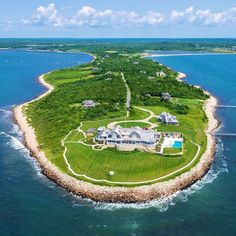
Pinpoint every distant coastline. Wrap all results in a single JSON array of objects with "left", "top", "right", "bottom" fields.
[
  {"left": 142, "top": 52, "right": 236, "bottom": 58},
  {"left": 14, "top": 59, "right": 220, "bottom": 203}
]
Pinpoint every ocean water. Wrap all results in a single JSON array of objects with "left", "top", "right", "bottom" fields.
[{"left": 0, "top": 50, "right": 235, "bottom": 236}]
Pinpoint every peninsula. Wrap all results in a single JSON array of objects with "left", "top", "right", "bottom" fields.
[{"left": 14, "top": 51, "right": 219, "bottom": 203}]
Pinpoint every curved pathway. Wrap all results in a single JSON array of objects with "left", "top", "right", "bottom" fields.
[
  {"left": 108, "top": 72, "right": 158, "bottom": 129},
  {"left": 107, "top": 106, "right": 158, "bottom": 129}
]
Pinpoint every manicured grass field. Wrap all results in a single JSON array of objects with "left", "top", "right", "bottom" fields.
[
  {"left": 163, "top": 147, "right": 182, "bottom": 155},
  {"left": 118, "top": 121, "right": 150, "bottom": 128},
  {"left": 66, "top": 130, "right": 84, "bottom": 142},
  {"left": 64, "top": 136, "right": 197, "bottom": 184}
]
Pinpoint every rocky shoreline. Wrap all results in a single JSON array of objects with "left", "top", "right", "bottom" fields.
[{"left": 14, "top": 72, "right": 219, "bottom": 203}]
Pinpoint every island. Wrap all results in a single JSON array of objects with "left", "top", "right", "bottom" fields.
[{"left": 14, "top": 51, "right": 219, "bottom": 203}]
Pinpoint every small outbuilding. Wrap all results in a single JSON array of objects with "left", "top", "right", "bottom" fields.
[
  {"left": 156, "top": 71, "right": 166, "bottom": 77},
  {"left": 161, "top": 92, "right": 172, "bottom": 101},
  {"left": 82, "top": 100, "right": 96, "bottom": 108}
]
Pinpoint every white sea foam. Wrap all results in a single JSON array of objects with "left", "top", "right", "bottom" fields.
[
  {"left": 0, "top": 108, "right": 12, "bottom": 120},
  {"left": 0, "top": 108, "right": 22, "bottom": 137},
  {"left": 0, "top": 121, "right": 53, "bottom": 188},
  {"left": 0, "top": 130, "right": 43, "bottom": 176},
  {"left": 0, "top": 108, "right": 11, "bottom": 114},
  {"left": 9, "top": 123, "right": 23, "bottom": 141},
  {"left": 215, "top": 122, "right": 224, "bottom": 133},
  {"left": 1, "top": 131, "right": 25, "bottom": 150}
]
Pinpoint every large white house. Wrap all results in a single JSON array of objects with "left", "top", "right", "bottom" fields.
[{"left": 96, "top": 126, "right": 161, "bottom": 151}]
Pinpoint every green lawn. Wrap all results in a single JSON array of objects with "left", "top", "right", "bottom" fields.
[
  {"left": 163, "top": 147, "right": 182, "bottom": 155},
  {"left": 65, "top": 130, "right": 84, "bottom": 142},
  {"left": 118, "top": 121, "right": 150, "bottom": 128},
  {"left": 64, "top": 136, "right": 198, "bottom": 184}
]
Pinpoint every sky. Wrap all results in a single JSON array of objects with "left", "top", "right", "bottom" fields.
[{"left": 1, "top": 0, "right": 236, "bottom": 38}]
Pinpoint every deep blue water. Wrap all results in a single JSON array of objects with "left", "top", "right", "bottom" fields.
[
  {"left": 0, "top": 50, "right": 235, "bottom": 236},
  {"left": 0, "top": 50, "right": 92, "bottom": 106}
]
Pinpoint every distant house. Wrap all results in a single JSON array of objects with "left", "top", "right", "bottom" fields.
[
  {"left": 96, "top": 126, "right": 161, "bottom": 151},
  {"left": 156, "top": 71, "right": 166, "bottom": 77},
  {"left": 159, "top": 112, "right": 179, "bottom": 125},
  {"left": 133, "top": 61, "right": 139, "bottom": 65},
  {"left": 161, "top": 92, "right": 172, "bottom": 101},
  {"left": 140, "top": 70, "right": 147, "bottom": 74},
  {"left": 82, "top": 100, "right": 96, "bottom": 108},
  {"left": 92, "top": 67, "right": 99, "bottom": 72}
]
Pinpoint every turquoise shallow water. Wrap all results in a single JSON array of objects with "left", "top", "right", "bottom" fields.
[{"left": 0, "top": 51, "right": 235, "bottom": 236}]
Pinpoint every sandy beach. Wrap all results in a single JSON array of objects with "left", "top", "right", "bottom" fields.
[
  {"left": 14, "top": 73, "right": 53, "bottom": 158},
  {"left": 14, "top": 72, "right": 219, "bottom": 203}
]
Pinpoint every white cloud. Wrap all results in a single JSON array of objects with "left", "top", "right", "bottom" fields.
[
  {"left": 22, "top": 3, "right": 236, "bottom": 29},
  {"left": 169, "top": 6, "right": 236, "bottom": 26},
  {"left": 23, "top": 3, "right": 164, "bottom": 28},
  {"left": 194, "top": 9, "right": 227, "bottom": 26},
  {"left": 23, "top": 3, "right": 63, "bottom": 27},
  {"left": 0, "top": 20, "right": 13, "bottom": 31},
  {"left": 169, "top": 7, "right": 194, "bottom": 24}
]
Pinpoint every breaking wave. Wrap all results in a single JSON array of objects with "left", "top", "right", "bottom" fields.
[
  {"left": 0, "top": 108, "right": 50, "bottom": 188},
  {"left": 0, "top": 108, "right": 12, "bottom": 125},
  {"left": 0, "top": 131, "right": 25, "bottom": 151},
  {"left": 0, "top": 108, "right": 12, "bottom": 116},
  {"left": 0, "top": 130, "right": 45, "bottom": 180},
  {"left": 0, "top": 108, "right": 23, "bottom": 138},
  {"left": 9, "top": 123, "right": 23, "bottom": 137}
]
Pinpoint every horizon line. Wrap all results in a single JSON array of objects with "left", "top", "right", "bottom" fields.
[{"left": 1, "top": 37, "right": 236, "bottom": 40}]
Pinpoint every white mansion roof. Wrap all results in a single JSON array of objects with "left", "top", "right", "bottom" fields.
[{"left": 96, "top": 126, "right": 161, "bottom": 145}]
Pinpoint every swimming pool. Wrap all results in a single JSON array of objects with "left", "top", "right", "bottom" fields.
[{"left": 172, "top": 141, "right": 182, "bottom": 148}]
